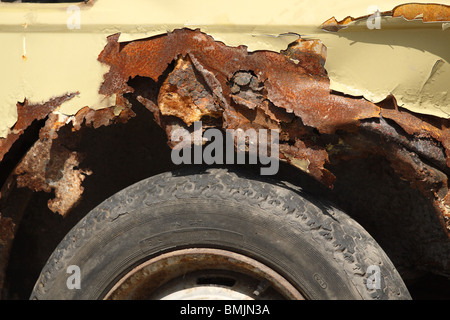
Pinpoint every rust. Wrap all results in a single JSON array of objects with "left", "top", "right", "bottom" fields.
[
  {"left": 98, "top": 29, "right": 382, "bottom": 187},
  {"left": 392, "top": 3, "right": 450, "bottom": 22},
  {"left": 105, "top": 248, "right": 304, "bottom": 300},
  {"left": 321, "top": 3, "right": 450, "bottom": 32},
  {"left": 279, "top": 140, "right": 335, "bottom": 187},
  {"left": 158, "top": 55, "right": 222, "bottom": 126},
  {"left": 381, "top": 105, "right": 450, "bottom": 168},
  {"left": 98, "top": 28, "right": 450, "bottom": 235},
  {"left": 13, "top": 113, "right": 88, "bottom": 216},
  {"left": 321, "top": 16, "right": 355, "bottom": 32},
  {"left": 281, "top": 39, "right": 327, "bottom": 76},
  {"left": 0, "top": 93, "right": 77, "bottom": 162},
  {"left": 99, "top": 29, "right": 381, "bottom": 136},
  {"left": 12, "top": 103, "right": 135, "bottom": 217},
  {"left": 72, "top": 104, "right": 136, "bottom": 130}
]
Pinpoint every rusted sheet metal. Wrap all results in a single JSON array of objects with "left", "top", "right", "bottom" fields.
[
  {"left": 98, "top": 30, "right": 382, "bottom": 136},
  {"left": 321, "top": 16, "right": 356, "bottom": 32},
  {"left": 98, "top": 28, "right": 450, "bottom": 234},
  {"left": 381, "top": 105, "right": 450, "bottom": 168},
  {"left": 0, "top": 93, "right": 77, "bottom": 163},
  {"left": 14, "top": 115, "right": 85, "bottom": 216},
  {"left": 0, "top": 28, "right": 447, "bottom": 233},
  {"left": 321, "top": 3, "right": 450, "bottom": 31},
  {"left": 158, "top": 56, "right": 222, "bottom": 126},
  {"left": 392, "top": 3, "right": 450, "bottom": 22},
  {"left": 0, "top": 102, "right": 135, "bottom": 298},
  {"left": 13, "top": 113, "right": 88, "bottom": 217},
  {"left": 71, "top": 104, "right": 135, "bottom": 130},
  {"left": 11, "top": 104, "right": 135, "bottom": 217},
  {"left": 98, "top": 30, "right": 381, "bottom": 185},
  {"left": 281, "top": 39, "right": 327, "bottom": 76}
]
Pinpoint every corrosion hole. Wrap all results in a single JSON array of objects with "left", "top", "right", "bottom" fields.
[
  {"left": 127, "top": 59, "right": 178, "bottom": 100},
  {"left": 0, "top": 118, "right": 46, "bottom": 189}
]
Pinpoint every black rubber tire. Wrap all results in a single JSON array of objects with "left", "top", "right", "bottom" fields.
[{"left": 30, "top": 168, "right": 411, "bottom": 300}]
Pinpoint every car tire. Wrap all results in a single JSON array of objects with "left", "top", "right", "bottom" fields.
[{"left": 30, "top": 168, "right": 411, "bottom": 300}]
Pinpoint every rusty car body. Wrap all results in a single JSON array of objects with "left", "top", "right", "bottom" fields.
[{"left": 0, "top": 0, "right": 449, "bottom": 299}]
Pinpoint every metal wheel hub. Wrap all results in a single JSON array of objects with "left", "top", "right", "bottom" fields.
[{"left": 104, "top": 248, "right": 304, "bottom": 300}]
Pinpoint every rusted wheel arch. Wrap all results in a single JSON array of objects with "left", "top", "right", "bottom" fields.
[
  {"left": 1, "top": 28, "right": 450, "bottom": 297},
  {"left": 98, "top": 28, "right": 450, "bottom": 233}
]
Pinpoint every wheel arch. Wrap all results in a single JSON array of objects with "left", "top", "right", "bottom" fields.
[{"left": 0, "top": 28, "right": 449, "bottom": 298}]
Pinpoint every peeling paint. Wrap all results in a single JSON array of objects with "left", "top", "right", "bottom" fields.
[
  {"left": 0, "top": 0, "right": 449, "bottom": 299},
  {"left": 319, "top": 4, "right": 450, "bottom": 119},
  {"left": 12, "top": 103, "right": 135, "bottom": 217},
  {"left": 392, "top": 3, "right": 450, "bottom": 22},
  {"left": 95, "top": 29, "right": 450, "bottom": 236},
  {"left": 0, "top": 1, "right": 448, "bottom": 224},
  {"left": 0, "top": 0, "right": 449, "bottom": 140},
  {"left": 0, "top": 93, "right": 77, "bottom": 162}
]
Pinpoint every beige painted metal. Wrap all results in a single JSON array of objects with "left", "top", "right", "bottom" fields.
[{"left": 0, "top": 0, "right": 448, "bottom": 138}]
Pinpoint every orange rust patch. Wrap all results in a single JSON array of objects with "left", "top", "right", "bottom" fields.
[
  {"left": 0, "top": 94, "right": 77, "bottom": 162},
  {"left": 321, "top": 3, "right": 450, "bottom": 32},
  {"left": 392, "top": 3, "right": 450, "bottom": 22},
  {"left": 321, "top": 16, "right": 355, "bottom": 32}
]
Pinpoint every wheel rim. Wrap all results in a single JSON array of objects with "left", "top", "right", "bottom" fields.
[{"left": 104, "top": 248, "right": 305, "bottom": 300}]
